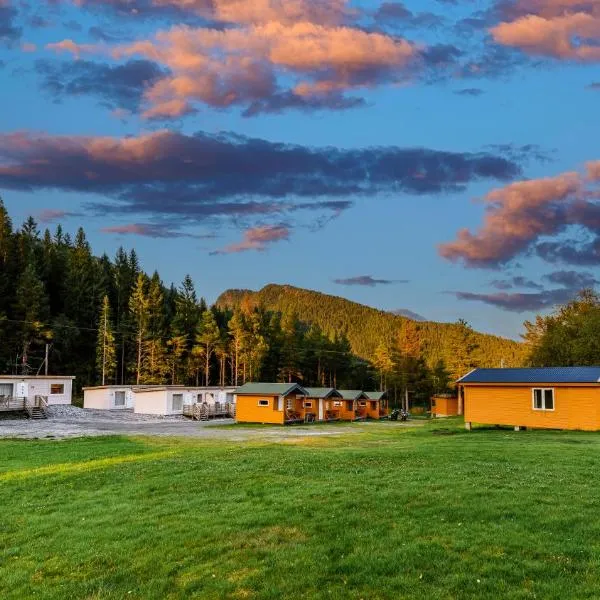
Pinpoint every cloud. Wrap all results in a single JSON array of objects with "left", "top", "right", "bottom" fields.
[
  {"left": 490, "top": 275, "right": 543, "bottom": 290},
  {"left": 36, "top": 59, "right": 167, "bottom": 111},
  {"left": 535, "top": 237, "right": 600, "bottom": 265},
  {"left": 37, "top": 209, "right": 82, "bottom": 223},
  {"left": 47, "top": 19, "right": 420, "bottom": 118},
  {"left": 438, "top": 168, "right": 600, "bottom": 268},
  {"left": 333, "top": 275, "right": 408, "bottom": 286},
  {"left": 0, "top": 129, "right": 522, "bottom": 225},
  {"left": 101, "top": 222, "right": 213, "bottom": 238},
  {"left": 60, "top": 0, "right": 352, "bottom": 25},
  {"left": 454, "top": 87, "right": 485, "bottom": 96},
  {"left": 587, "top": 82, "right": 600, "bottom": 90},
  {"left": 452, "top": 288, "right": 577, "bottom": 312},
  {"left": 0, "top": 0, "right": 21, "bottom": 45},
  {"left": 490, "top": 1, "right": 600, "bottom": 61},
  {"left": 210, "top": 224, "right": 289, "bottom": 254},
  {"left": 543, "top": 269, "right": 599, "bottom": 288}
]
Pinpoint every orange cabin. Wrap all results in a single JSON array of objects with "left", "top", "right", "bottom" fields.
[
  {"left": 431, "top": 395, "right": 459, "bottom": 417},
  {"left": 337, "top": 390, "right": 369, "bottom": 421},
  {"left": 458, "top": 367, "right": 600, "bottom": 431},
  {"left": 234, "top": 383, "right": 308, "bottom": 425},
  {"left": 364, "top": 391, "right": 389, "bottom": 419},
  {"left": 303, "top": 388, "right": 343, "bottom": 421}
]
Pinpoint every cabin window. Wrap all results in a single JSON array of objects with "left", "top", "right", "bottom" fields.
[
  {"left": 50, "top": 384, "right": 64, "bottom": 395},
  {"left": 286, "top": 398, "right": 294, "bottom": 409},
  {"left": 258, "top": 399, "right": 270, "bottom": 407},
  {"left": 114, "top": 391, "right": 126, "bottom": 407},
  {"left": 172, "top": 394, "right": 183, "bottom": 411},
  {"left": 346, "top": 401, "right": 353, "bottom": 411},
  {"left": 304, "top": 401, "right": 313, "bottom": 409},
  {"left": 333, "top": 401, "right": 341, "bottom": 407},
  {"left": 358, "top": 401, "right": 366, "bottom": 407},
  {"left": 371, "top": 401, "right": 377, "bottom": 410},
  {"left": 532, "top": 388, "right": 554, "bottom": 411}
]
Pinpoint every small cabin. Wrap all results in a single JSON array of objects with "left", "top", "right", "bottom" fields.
[
  {"left": 234, "top": 383, "right": 308, "bottom": 424},
  {"left": 459, "top": 367, "right": 600, "bottom": 431},
  {"left": 364, "top": 391, "right": 389, "bottom": 419},
  {"left": 431, "top": 394, "right": 459, "bottom": 418},
  {"left": 0, "top": 375, "right": 74, "bottom": 406},
  {"left": 337, "top": 390, "right": 369, "bottom": 421},
  {"left": 83, "top": 386, "right": 136, "bottom": 410},
  {"left": 304, "top": 388, "right": 343, "bottom": 422}
]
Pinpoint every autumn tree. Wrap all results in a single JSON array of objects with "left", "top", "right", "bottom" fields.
[{"left": 96, "top": 295, "right": 116, "bottom": 385}]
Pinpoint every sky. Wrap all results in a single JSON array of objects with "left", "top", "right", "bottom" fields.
[{"left": 0, "top": 0, "right": 599, "bottom": 340}]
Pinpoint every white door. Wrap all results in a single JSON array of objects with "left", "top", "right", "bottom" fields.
[
  {"left": 172, "top": 394, "right": 183, "bottom": 412},
  {"left": 318, "top": 399, "right": 324, "bottom": 421}
]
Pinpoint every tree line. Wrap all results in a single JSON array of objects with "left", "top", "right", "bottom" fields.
[{"left": 0, "top": 202, "right": 531, "bottom": 403}]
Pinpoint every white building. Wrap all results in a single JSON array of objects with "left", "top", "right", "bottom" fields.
[
  {"left": 83, "top": 384, "right": 236, "bottom": 414},
  {"left": 0, "top": 375, "right": 74, "bottom": 405},
  {"left": 83, "top": 386, "right": 137, "bottom": 410}
]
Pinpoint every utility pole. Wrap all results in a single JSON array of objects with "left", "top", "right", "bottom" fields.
[{"left": 45, "top": 344, "right": 49, "bottom": 376}]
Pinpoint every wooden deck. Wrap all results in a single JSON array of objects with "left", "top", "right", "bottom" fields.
[
  {"left": 0, "top": 396, "right": 48, "bottom": 418},
  {"left": 183, "top": 402, "right": 234, "bottom": 421}
]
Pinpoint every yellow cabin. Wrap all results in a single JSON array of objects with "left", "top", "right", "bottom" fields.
[
  {"left": 431, "top": 394, "right": 459, "bottom": 418},
  {"left": 364, "top": 391, "right": 389, "bottom": 419},
  {"left": 303, "top": 388, "right": 343, "bottom": 422},
  {"left": 458, "top": 367, "right": 600, "bottom": 431},
  {"left": 337, "top": 390, "right": 369, "bottom": 421},
  {"left": 234, "top": 383, "right": 308, "bottom": 425}
]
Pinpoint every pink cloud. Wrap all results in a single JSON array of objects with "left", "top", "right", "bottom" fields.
[
  {"left": 37, "top": 209, "right": 81, "bottom": 223},
  {"left": 491, "top": 2, "right": 600, "bottom": 61},
  {"left": 21, "top": 42, "right": 37, "bottom": 53},
  {"left": 211, "top": 224, "right": 290, "bottom": 254},
  {"left": 439, "top": 172, "right": 584, "bottom": 267},
  {"left": 587, "top": 160, "right": 600, "bottom": 181},
  {"left": 48, "top": 19, "right": 418, "bottom": 118},
  {"left": 69, "top": 0, "right": 352, "bottom": 25}
]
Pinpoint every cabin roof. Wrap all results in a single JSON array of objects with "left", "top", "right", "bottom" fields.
[
  {"left": 337, "top": 389, "right": 368, "bottom": 400},
  {"left": 458, "top": 367, "right": 600, "bottom": 384},
  {"left": 235, "top": 383, "right": 307, "bottom": 396},
  {"left": 364, "top": 391, "right": 387, "bottom": 400},
  {"left": 0, "top": 375, "right": 75, "bottom": 380},
  {"left": 303, "top": 387, "right": 341, "bottom": 399}
]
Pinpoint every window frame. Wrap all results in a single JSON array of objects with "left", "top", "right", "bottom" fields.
[
  {"left": 50, "top": 383, "right": 64, "bottom": 395},
  {"left": 114, "top": 390, "right": 126, "bottom": 407},
  {"left": 258, "top": 399, "right": 270, "bottom": 407},
  {"left": 172, "top": 393, "right": 184, "bottom": 412},
  {"left": 304, "top": 400, "right": 313, "bottom": 409},
  {"left": 532, "top": 387, "right": 555, "bottom": 412}
]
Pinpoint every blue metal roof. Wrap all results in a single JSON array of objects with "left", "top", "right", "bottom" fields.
[{"left": 458, "top": 367, "right": 600, "bottom": 384}]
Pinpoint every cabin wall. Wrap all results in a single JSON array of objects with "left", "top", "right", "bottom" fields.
[
  {"left": 339, "top": 400, "right": 356, "bottom": 421},
  {"left": 433, "top": 397, "right": 459, "bottom": 417},
  {"left": 464, "top": 384, "right": 600, "bottom": 431},
  {"left": 235, "top": 394, "right": 285, "bottom": 424},
  {"left": 366, "top": 400, "right": 381, "bottom": 419},
  {"left": 83, "top": 387, "right": 135, "bottom": 410},
  {"left": 0, "top": 377, "right": 73, "bottom": 405}
]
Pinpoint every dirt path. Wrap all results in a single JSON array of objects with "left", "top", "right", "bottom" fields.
[{"left": 0, "top": 407, "right": 423, "bottom": 440}]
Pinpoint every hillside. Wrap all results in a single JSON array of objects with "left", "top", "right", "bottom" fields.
[{"left": 217, "top": 284, "right": 525, "bottom": 370}]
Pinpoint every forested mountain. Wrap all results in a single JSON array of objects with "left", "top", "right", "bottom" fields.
[
  {"left": 217, "top": 284, "right": 526, "bottom": 377},
  {"left": 0, "top": 202, "right": 525, "bottom": 402}
]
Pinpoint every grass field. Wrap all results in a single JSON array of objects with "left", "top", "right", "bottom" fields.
[{"left": 2, "top": 420, "right": 600, "bottom": 599}]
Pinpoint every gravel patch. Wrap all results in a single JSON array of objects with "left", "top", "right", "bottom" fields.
[{"left": 0, "top": 405, "right": 422, "bottom": 440}]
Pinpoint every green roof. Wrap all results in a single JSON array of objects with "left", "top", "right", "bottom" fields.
[
  {"left": 337, "top": 390, "right": 368, "bottom": 401},
  {"left": 304, "top": 388, "right": 341, "bottom": 399},
  {"left": 235, "top": 383, "right": 307, "bottom": 396},
  {"left": 365, "top": 391, "right": 387, "bottom": 401}
]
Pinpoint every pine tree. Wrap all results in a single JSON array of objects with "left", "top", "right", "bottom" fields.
[
  {"left": 194, "top": 309, "right": 221, "bottom": 386},
  {"left": 96, "top": 295, "right": 117, "bottom": 385},
  {"left": 373, "top": 340, "right": 394, "bottom": 390},
  {"left": 129, "top": 273, "right": 149, "bottom": 384},
  {"left": 228, "top": 308, "right": 247, "bottom": 385}
]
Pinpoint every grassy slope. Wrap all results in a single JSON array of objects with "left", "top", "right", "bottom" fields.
[
  {"left": 216, "top": 284, "right": 524, "bottom": 367},
  {"left": 2, "top": 423, "right": 600, "bottom": 599}
]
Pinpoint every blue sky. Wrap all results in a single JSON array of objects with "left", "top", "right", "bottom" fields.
[{"left": 0, "top": 0, "right": 599, "bottom": 339}]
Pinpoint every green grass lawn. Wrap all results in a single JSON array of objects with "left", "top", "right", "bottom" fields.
[{"left": 2, "top": 420, "right": 600, "bottom": 599}]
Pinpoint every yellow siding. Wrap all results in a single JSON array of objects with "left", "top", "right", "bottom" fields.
[
  {"left": 432, "top": 396, "right": 459, "bottom": 417},
  {"left": 464, "top": 384, "right": 600, "bottom": 431},
  {"left": 236, "top": 394, "right": 285, "bottom": 424}
]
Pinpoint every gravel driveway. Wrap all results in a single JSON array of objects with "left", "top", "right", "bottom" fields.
[{"left": 0, "top": 406, "right": 418, "bottom": 440}]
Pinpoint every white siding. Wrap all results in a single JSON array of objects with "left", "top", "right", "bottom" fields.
[{"left": 0, "top": 377, "right": 73, "bottom": 405}]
